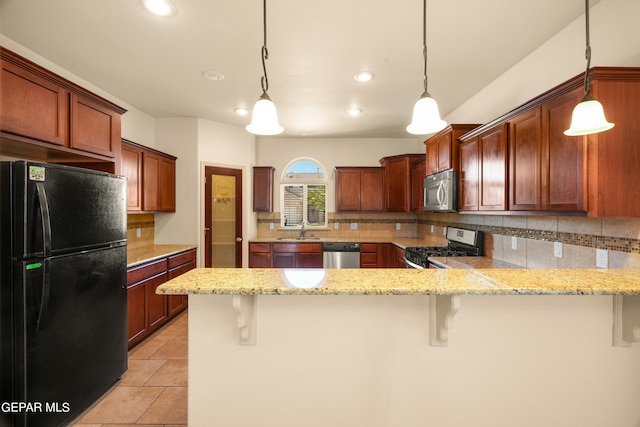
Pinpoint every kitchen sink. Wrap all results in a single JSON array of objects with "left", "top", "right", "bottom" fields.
[{"left": 276, "top": 237, "right": 321, "bottom": 241}]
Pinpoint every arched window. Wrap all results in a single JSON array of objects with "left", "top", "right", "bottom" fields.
[{"left": 280, "top": 158, "right": 328, "bottom": 228}]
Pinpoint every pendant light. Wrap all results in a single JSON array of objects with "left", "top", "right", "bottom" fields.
[
  {"left": 564, "top": 0, "right": 614, "bottom": 136},
  {"left": 246, "top": 0, "right": 283, "bottom": 135},
  {"left": 406, "top": 0, "right": 447, "bottom": 135}
]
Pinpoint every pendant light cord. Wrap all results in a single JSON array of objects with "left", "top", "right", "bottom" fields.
[
  {"left": 583, "top": 0, "right": 592, "bottom": 95},
  {"left": 421, "top": 0, "right": 429, "bottom": 96},
  {"left": 260, "top": 0, "right": 270, "bottom": 94}
]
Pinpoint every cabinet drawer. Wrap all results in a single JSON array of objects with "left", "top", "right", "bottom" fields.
[
  {"left": 168, "top": 249, "right": 196, "bottom": 269},
  {"left": 127, "top": 258, "right": 168, "bottom": 285},
  {"left": 359, "top": 243, "right": 378, "bottom": 253},
  {"left": 250, "top": 243, "right": 272, "bottom": 253},
  {"left": 273, "top": 243, "right": 322, "bottom": 253},
  {"left": 169, "top": 260, "right": 196, "bottom": 279}
]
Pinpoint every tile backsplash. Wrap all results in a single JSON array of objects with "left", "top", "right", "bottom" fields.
[
  {"left": 257, "top": 211, "right": 640, "bottom": 269},
  {"left": 127, "top": 213, "right": 155, "bottom": 249},
  {"left": 418, "top": 213, "right": 640, "bottom": 269}
]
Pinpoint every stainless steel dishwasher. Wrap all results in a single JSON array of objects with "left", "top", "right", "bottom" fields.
[{"left": 322, "top": 242, "right": 360, "bottom": 268}]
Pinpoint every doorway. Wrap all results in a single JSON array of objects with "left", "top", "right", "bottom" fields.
[{"left": 204, "top": 166, "right": 243, "bottom": 268}]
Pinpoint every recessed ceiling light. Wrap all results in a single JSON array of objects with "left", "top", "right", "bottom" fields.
[
  {"left": 140, "top": 0, "right": 176, "bottom": 17},
  {"left": 234, "top": 108, "right": 249, "bottom": 116},
  {"left": 346, "top": 107, "right": 362, "bottom": 116},
  {"left": 353, "top": 71, "right": 374, "bottom": 82},
  {"left": 201, "top": 70, "right": 225, "bottom": 81}
]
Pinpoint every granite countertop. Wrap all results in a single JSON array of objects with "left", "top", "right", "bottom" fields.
[
  {"left": 127, "top": 244, "right": 198, "bottom": 268},
  {"left": 249, "top": 236, "right": 447, "bottom": 249},
  {"left": 428, "top": 256, "right": 522, "bottom": 269},
  {"left": 156, "top": 267, "right": 640, "bottom": 296}
]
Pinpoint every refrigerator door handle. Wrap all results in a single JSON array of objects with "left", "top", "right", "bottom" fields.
[
  {"left": 35, "top": 182, "right": 52, "bottom": 257},
  {"left": 35, "top": 259, "right": 51, "bottom": 333}
]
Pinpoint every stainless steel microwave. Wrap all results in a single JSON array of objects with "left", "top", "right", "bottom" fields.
[{"left": 423, "top": 170, "right": 458, "bottom": 212}]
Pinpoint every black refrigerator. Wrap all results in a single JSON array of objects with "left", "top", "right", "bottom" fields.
[{"left": 0, "top": 161, "right": 128, "bottom": 427}]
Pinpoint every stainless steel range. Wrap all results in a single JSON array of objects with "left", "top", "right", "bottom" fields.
[{"left": 404, "top": 227, "right": 484, "bottom": 269}]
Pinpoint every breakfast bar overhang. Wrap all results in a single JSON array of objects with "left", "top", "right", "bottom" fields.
[{"left": 157, "top": 268, "right": 640, "bottom": 427}]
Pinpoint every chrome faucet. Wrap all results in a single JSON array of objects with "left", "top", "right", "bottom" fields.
[{"left": 299, "top": 220, "right": 308, "bottom": 239}]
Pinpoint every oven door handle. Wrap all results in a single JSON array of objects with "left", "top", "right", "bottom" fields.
[{"left": 404, "top": 257, "right": 425, "bottom": 270}]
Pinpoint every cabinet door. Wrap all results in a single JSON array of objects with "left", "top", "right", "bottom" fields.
[
  {"left": 426, "top": 141, "right": 438, "bottom": 175},
  {"left": 70, "top": 93, "right": 120, "bottom": 158},
  {"left": 146, "top": 272, "right": 168, "bottom": 332},
  {"left": 541, "top": 88, "right": 586, "bottom": 212},
  {"left": 297, "top": 252, "right": 323, "bottom": 268},
  {"left": 127, "top": 282, "right": 147, "bottom": 347},
  {"left": 384, "top": 157, "right": 407, "bottom": 212},
  {"left": 121, "top": 143, "right": 143, "bottom": 211},
  {"left": 273, "top": 252, "right": 296, "bottom": 268},
  {"left": 142, "top": 151, "right": 160, "bottom": 211},
  {"left": 360, "top": 168, "right": 384, "bottom": 211},
  {"left": 1, "top": 59, "right": 68, "bottom": 146},
  {"left": 509, "top": 108, "right": 542, "bottom": 211},
  {"left": 411, "top": 158, "right": 426, "bottom": 211},
  {"left": 479, "top": 124, "right": 508, "bottom": 211},
  {"left": 253, "top": 167, "right": 275, "bottom": 212},
  {"left": 436, "top": 132, "right": 453, "bottom": 172},
  {"left": 335, "top": 168, "right": 362, "bottom": 211},
  {"left": 459, "top": 138, "right": 479, "bottom": 211},
  {"left": 249, "top": 243, "right": 272, "bottom": 268},
  {"left": 159, "top": 156, "right": 176, "bottom": 212}
]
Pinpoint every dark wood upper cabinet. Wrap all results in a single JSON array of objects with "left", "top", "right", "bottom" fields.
[
  {"left": 410, "top": 157, "right": 426, "bottom": 211},
  {"left": 253, "top": 166, "right": 275, "bottom": 212},
  {"left": 0, "top": 47, "right": 125, "bottom": 174},
  {"left": 122, "top": 139, "right": 177, "bottom": 213},
  {"left": 460, "top": 67, "right": 640, "bottom": 216},
  {"left": 335, "top": 167, "right": 384, "bottom": 211},
  {"left": 380, "top": 154, "right": 423, "bottom": 212},
  {"left": 424, "top": 124, "right": 479, "bottom": 176}
]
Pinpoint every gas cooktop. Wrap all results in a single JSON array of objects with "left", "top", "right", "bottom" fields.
[{"left": 404, "top": 227, "right": 483, "bottom": 268}]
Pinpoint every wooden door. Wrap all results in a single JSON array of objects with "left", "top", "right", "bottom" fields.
[
  {"left": 436, "top": 132, "right": 453, "bottom": 172},
  {"left": 426, "top": 141, "right": 438, "bottom": 175},
  {"left": 204, "top": 166, "right": 243, "bottom": 268},
  {"left": 335, "top": 168, "right": 362, "bottom": 211},
  {"left": 121, "top": 143, "right": 142, "bottom": 211},
  {"left": 142, "top": 151, "right": 160, "bottom": 211},
  {"left": 509, "top": 108, "right": 542, "bottom": 211}
]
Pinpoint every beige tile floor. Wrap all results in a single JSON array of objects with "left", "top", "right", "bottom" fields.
[{"left": 70, "top": 310, "right": 188, "bottom": 427}]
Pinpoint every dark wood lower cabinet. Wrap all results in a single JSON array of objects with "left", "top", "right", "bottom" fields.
[{"left": 127, "top": 248, "right": 196, "bottom": 349}]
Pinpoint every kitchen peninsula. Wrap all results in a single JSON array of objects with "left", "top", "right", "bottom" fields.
[{"left": 157, "top": 268, "right": 640, "bottom": 427}]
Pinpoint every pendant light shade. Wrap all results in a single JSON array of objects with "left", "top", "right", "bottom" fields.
[
  {"left": 407, "top": 93, "right": 447, "bottom": 135},
  {"left": 246, "top": 0, "right": 284, "bottom": 136},
  {"left": 407, "top": 0, "right": 446, "bottom": 135},
  {"left": 564, "top": 0, "right": 614, "bottom": 136},
  {"left": 564, "top": 93, "right": 614, "bottom": 136},
  {"left": 246, "top": 92, "right": 283, "bottom": 135}
]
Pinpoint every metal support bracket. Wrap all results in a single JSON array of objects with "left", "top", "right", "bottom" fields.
[
  {"left": 429, "top": 295, "right": 461, "bottom": 347},
  {"left": 613, "top": 295, "right": 640, "bottom": 347},
  {"left": 232, "top": 295, "right": 257, "bottom": 346}
]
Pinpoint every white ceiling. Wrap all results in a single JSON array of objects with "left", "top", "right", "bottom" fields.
[{"left": 0, "top": 0, "right": 596, "bottom": 138}]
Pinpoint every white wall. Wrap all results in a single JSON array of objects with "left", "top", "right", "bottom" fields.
[{"left": 445, "top": 0, "right": 640, "bottom": 124}]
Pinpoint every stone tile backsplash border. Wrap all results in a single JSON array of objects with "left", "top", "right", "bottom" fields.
[{"left": 418, "top": 219, "right": 640, "bottom": 254}]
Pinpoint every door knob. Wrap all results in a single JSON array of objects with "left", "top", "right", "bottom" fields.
[{"left": 236, "top": 237, "right": 243, "bottom": 242}]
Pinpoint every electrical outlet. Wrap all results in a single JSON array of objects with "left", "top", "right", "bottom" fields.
[
  {"left": 443, "top": 227, "right": 447, "bottom": 236},
  {"left": 511, "top": 236, "right": 518, "bottom": 250},
  {"left": 596, "top": 249, "right": 608, "bottom": 269},
  {"left": 269, "top": 222, "right": 275, "bottom": 230},
  {"left": 396, "top": 223, "right": 401, "bottom": 231},
  {"left": 554, "top": 242, "right": 563, "bottom": 258},
  {"left": 136, "top": 228, "right": 141, "bottom": 238},
  {"left": 334, "top": 222, "right": 339, "bottom": 230},
  {"left": 430, "top": 225, "right": 434, "bottom": 233},
  {"left": 350, "top": 223, "right": 357, "bottom": 230}
]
